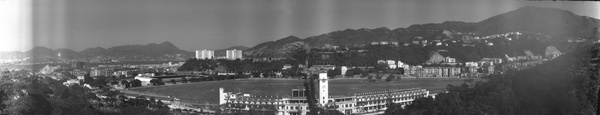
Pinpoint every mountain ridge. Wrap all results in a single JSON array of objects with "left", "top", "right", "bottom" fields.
[
  {"left": 6, "top": 6, "right": 599, "bottom": 60},
  {"left": 244, "top": 6, "right": 599, "bottom": 57}
]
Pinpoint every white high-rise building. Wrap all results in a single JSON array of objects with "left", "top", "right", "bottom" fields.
[
  {"left": 195, "top": 49, "right": 214, "bottom": 59},
  {"left": 226, "top": 49, "right": 243, "bottom": 60},
  {"left": 318, "top": 73, "right": 329, "bottom": 105}
]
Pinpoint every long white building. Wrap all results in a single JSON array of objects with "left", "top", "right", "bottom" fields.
[
  {"left": 196, "top": 49, "right": 214, "bottom": 59},
  {"left": 219, "top": 73, "right": 430, "bottom": 115},
  {"left": 226, "top": 49, "right": 243, "bottom": 60}
]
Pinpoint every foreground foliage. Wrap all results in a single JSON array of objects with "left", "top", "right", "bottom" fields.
[
  {"left": 385, "top": 43, "right": 600, "bottom": 115},
  {"left": 0, "top": 73, "right": 170, "bottom": 115}
]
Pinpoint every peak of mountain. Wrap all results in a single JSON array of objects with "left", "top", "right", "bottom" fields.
[
  {"left": 80, "top": 47, "right": 108, "bottom": 56},
  {"left": 222, "top": 46, "right": 250, "bottom": 50},
  {"left": 277, "top": 36, "right": 302, "bottom": 42},
  {"left": 27, "top": 46, "right": 55, "bottom": 56},
  {"left": 407, "top": 21, "right": 476, "bottom": 32},
  {"left": 158, "top": 41, "right": 177, "bottom": 47},
  {"left": 28, "top": 46, "right": 53, "bottom": 52},
  {"left": 77, "top": 42, "right": 192, "bottom": 60},
  {"left": 475, "top": 6, "right": 600, "bottom": 38}
]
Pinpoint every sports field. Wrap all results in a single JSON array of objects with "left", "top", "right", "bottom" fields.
[{"left": 127, "top": 78, "right": 466, "bottom": 104}]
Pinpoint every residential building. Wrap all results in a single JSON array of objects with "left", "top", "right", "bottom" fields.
[
  {"left": 219, "top": 73, "right": 430, "bottom": 115},
  {"left": 481, "top": 58, "right": 503, "bottom": 64},
  {"left": 465, "top": 62, "right": 478, "bottom": 67},
  {"left": 226, "top": 49, "right": 243, "bottom": 60},
  {"left": 282, "top": 64, "right": 293, "bottom": 70},
  {"left": 196, "top": 49, "right": 215, "bottom": 59},
  {"left": 63, "top": 79, "right": 80, "bottom": 86},
  {"left": 444, "top": 57, "right": 456, "bottom": 63}
]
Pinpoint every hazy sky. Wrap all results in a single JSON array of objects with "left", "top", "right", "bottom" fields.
[{"left": 2, "top": 0, "right": 599, "bottom": 52}]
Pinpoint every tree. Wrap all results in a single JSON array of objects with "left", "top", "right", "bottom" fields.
[
  {"left": 374, "top": 63, "right": 388, "bottom": 71},
  {"left": 90, "top": 76, "right": 108, "bottom": 88},
  {"left": 8, "top": 94, "right": 53, "bottom": 115},
  {"left": 188, "top": 77, "right": 200, "bottom": 82},
  {"left": 169, "top": 80, "right": 176, "bottom": 84},
  {"left": 375, "top": 72, "right": 383, "bottom": 81},
  {"left": 181, "top": 77, "right": 188, "bottom": 83},
  {"left": 83, "top": 74, "right": 93, "bottom": 84},
  {"left": 149, "top": 79, "right": 161, "bottom": 86},
  {"left": 130, "top": 79, "right": 142, "bottom": 87},
  {"left": 385, "top": 74, "right": 396, "bottom": 82},
  {"left": 361, "top": 71, "right": 369, "bottom": 78},
  {"left": 252, "top": 72, "right": 261, "bottom": 78},
  {"left": 121, "top": 80, "right": 131, "bottom": 88},
  {"left": 327, "top": 67, "right": 342, "bottom": 79},
  {"left": 110, "top": 81, "right": 119, "bottom": 86},
  {"left": 345, "top": 69, "right": 355, "bottom": 77},
  {"left": 304, "top": 74, "right": 320, "bottom": 115}
]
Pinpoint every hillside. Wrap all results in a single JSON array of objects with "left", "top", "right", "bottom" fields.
[
  {"left": 8, "top": 41, "right": 193, "bottom": 61},
  {"left": 476, "top": 6, "right": 600, "bottom": 38},
  {"left": 387, "top": 42, "right": 600, "bottom": 115},
  {"left": 213, "top": 46, "right": 250, "bottom": 57},
  {"left": 244, "top": 6, "right": 600, "bottom": 57}
]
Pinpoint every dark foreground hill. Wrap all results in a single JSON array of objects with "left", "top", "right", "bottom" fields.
[{"left": 385, "top": 42, "right": 600, "bottom": 115}]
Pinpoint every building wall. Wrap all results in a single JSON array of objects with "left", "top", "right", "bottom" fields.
[
  {"left": 226, "top": 49, "right": 243, "bottom": 60},
  {"left": 202, "top": 49, "right": 214, "bottom": 59},
  {"left": 220, "top": 88, "right": 429, "bottom": 115},
  {"left": 318, "top": 73, "right": 329, "bottom": 105}
]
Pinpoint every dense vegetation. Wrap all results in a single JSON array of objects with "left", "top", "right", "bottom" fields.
[
  {"left": 385, "top": 42, "right": 600, "bottom": 115},
  {"left": 180, "top": 34, "right": 552, "bottom": 73},
  {"left": 315, "top": 34, "right": 550, "bottom": 66},
  {"left": 178, "top": 58, "right": 288, "bottom": 72},
  {"left": 0, "top": 73, "right": 170, "bottom": 115}
]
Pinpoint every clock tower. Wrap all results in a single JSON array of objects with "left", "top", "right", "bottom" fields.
[{"left": 318, "top": 73, "right": 329, "bottom": 105}]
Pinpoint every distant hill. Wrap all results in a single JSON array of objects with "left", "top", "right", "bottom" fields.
[
  {"left": 8, "top": 6, "right": 599, "bottom": 61},
  {"left": 9, "top": 41, "right": 193, "bottom": 61},
  {"left": 244, "top": 6, "right": 600, "bottom": 57},
  {"left": 475, "top": 6, "right": 600, "bottom": 39},
  {"left": 80, "top": 41, "right": 192, "bottom": 60}
]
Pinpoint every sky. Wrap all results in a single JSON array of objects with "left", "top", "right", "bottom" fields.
[{"left": 1, "top": 0, "right": 599, "bottom": 52}]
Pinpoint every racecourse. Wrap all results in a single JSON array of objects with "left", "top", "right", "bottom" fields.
[{"left": 127, "top": 78, "right": 466, "bottom": 104}]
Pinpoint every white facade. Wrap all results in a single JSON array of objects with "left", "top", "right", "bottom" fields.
[
  {"left": 218, "top": 72, "right": 431, "bottom": 115},
  {"left": 219, "top": 88, "right": 226, "bottom": 105},
  {"left": 445, "top": 57, "right": 456, "bottom": 63},
  {"left": 134, "top": 76, "right": 156, "bottom": 86},
  {"left": 196, "top": 49, "right": 214, "bottom": 59},
  {"left": 318, "top": 73, "right": 329, "bottom": 105},
  {"left": 226, "top": 49, "right": 243, "bottom": 60},
  {"left": 341, "top": 66, "right": 348, "bottom": 75},
  {"left": 397, "top": 61, "right": 405, "bottom": 68},
  {"left": 465, "top": 62, "right": 479, "bottom": 67}
]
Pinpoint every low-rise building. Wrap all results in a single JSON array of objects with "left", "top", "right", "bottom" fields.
[
  {"left": 63, "top": 79, "right": 80, "bottom": 86},
  {"left": 219, "top": 73, "right": 430, "bottom": 115}
]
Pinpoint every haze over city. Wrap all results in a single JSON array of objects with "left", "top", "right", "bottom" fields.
[{"left": 2, "top": 0, "right": 599, "bottom": 52}]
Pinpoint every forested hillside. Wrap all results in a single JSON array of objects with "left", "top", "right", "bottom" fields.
[{"left": 385, "top": 42, "right": 600, "bottom": 115}]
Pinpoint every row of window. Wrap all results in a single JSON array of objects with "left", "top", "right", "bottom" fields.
[
  {"left": 359, "top": 94, "right": 425, "bottom": 102},
  {"left": 358, "top": 94, "right": 425, "bottom": 106}
]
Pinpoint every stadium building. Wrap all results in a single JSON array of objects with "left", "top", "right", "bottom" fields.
[{"left": 219, "top": 73, "right": 430, "bottom": 115}]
